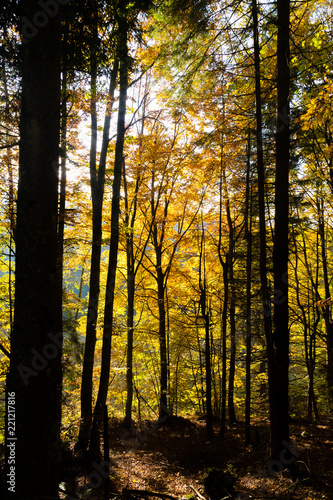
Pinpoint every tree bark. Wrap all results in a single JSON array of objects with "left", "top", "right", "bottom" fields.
[
  {"left": 271, "top": 0, "right": 291, "bottom": 462},
  {"left": 251, "top": 0, "right": 274, "bottom": 429},
  {"left": 318, "top": 200, "right": 333, "bottom": 411},
  {"left": 5, "top": 0, "right": 62, "bottom": 497},
  {"left": 76, "top": 10, "right": 99, "bottom": 452},
  {"left": 123, "top": 160, "right": 142, "bottom": 428},
  {"left": 154, "top": 232, "right": 169, "bottom": 422},
  {"left": 226, "top": 194, "right": 237, "bottom": 426},
  {"left": 89, "top": 12, "right": 128, "bottom": 459},
  {"left": 77, "top": 51, "right": 119, "bottom": 451},
  {"left": 123, "top": 93, "right": 148, "bottom": 428},
  {"left": 218, "top": 158, "right": 228, "bottom": 438},
  {"left": 245, "top": 132, "right": 252, "bottom": 445},
  {"left": 198, "top": 225, "right": 214, "bottom": 439}
]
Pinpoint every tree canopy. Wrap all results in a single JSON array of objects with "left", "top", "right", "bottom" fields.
[{"left": 0, "top": 0, "right": 333, "bottom": 497}]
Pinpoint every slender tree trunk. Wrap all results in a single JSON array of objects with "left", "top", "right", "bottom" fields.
[
  {"left": 77, "top": 50, "right": 119, "bottom": 451},
  {"left": 227, "top": 215, "right": 237, "bottom": 425},
  {"left": 77, "top": 16, "right": 99, "bottom": 452},
  {"left": 307, "top": 316, "right": 319, "bottom": 421},
  {"left": 204, "top": 301, "right": 213, "bottom": 438},
  {"left": 125, "top": 245, "right": 135, "bottom": 428},
  {"left": 5, "top": 0, "right": 62, "bottom": 496},
  {"left": 199, "top": 226, "right": 214, "bottom": 439},
  {"left": 189, "top": 345, "right": 203, "bottom": 414},
  {"left": 196, "top": 328, "right": 206, "bottom": 414},
  {"left": 2, "top": 28, "right": 16, "bottom": 346},
  {"left": 251, "top": 0, "right": 274, "bottom": 429},
  {"left": 219, "top": 262, "right": 229, "bottom": 439},
  {"left": 219, "top": 152, "right": 238, "bottom": 426},
  {"left": 293, "top": 225, "right": 319, "bottom": 421},
  {"left": 155, "top": 241, "right": 169, "bottom": 422},
  {"left": 89, "top": 14, "right": 128, "bottom": 459},
  {"left": 219, "top": 289, "right": 228, "bottom": 439},
  {"left": 271, "top": 0, "right": 291, "bottom": 461},
  {"left": 58, "top": 21, "right": 68, "bottom": 285},
  {"left": 318, "top": 201, "right": 333, "bottom": 411},
  {"left": 149, "top": 191, "right": 170, "bottom": 422},
  {"left": 245, "top": 133, "right": 253, "bottom": 445},
  {"left": 123, "top": 94, "right": 147, "bottom": 428},
  {"left": 217, "top": 130, "right": 228, "bottom": 438},
  {"left": 75, "top": 265, "right": 86, "bottom": 322},
  {"left": 123, "top": 161, "right": 136, "bottom": 428}
]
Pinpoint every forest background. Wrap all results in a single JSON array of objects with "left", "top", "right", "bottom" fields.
[{"left": 0, "top": 0, "right": 333, "bottom": 498}]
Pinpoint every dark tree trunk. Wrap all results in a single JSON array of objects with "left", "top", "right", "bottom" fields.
[
  {"left": 2, "top": 59, "right": 16, "bottom": 337},
  {"left": 271, "top": 0, "right": 290, "bottom": 462},
  {"left": 199, "top": 226, "right": 214, "bottom": 439},
  {"left": 5, "top": 0, "right": 62, "bottom": 497},
  {"left": 227, "top": 209, "right": 237, "bottom": 426},
  {"left": 149, "top": 193, "right": 170, "bottom": 422},
  {"left": 196, "top": 328, "right": 206, "bottom": 414},
  {"left": 123, "top": 98, "right": 147, "bottom": 428},
  {"left": 154, "top": 237, "right": 169, "bottom": 422},
  {"left": 58, "top": 64, "right": 67, "bottom": 281},
  {"left": 203, "top": 301, "right": 213, "bottom": 438},
  {"left": 307, "top": 324, "right": 319, "bottom": 421},
  {"left": 251, "top": 0, "right": 274, "bottom": 423},
  {"left": 122, "top": 159, "right": 138, "bottom": 429},
  {"left": 77, "top": 53, "right": 119, "bottom": 452},
  {"left": 219, "top": 149, "right": 238, "bottom": 427},
  {"left": 89, "top": 13, "right": 128, "bottom": 459},
  {"left": 318, "top": 201, "right": 333, "bottom": 411},
  {"left": 219, "top": 278, "right": 228, "bottom": 439},
  {"left": 218, "top": 147, "right": 228, "bottom": 438},
  {"left": 77, "top": 15, "right": 99, "bottom": 452},
  {"left": 125, "top": 261, "right": 135, "bottom": 428},
  {"left": 245, "top": 132, "right": 253, "bottom": 445},
  {"left": 293, "top": 225, "right": 319, "bottom": 421}
]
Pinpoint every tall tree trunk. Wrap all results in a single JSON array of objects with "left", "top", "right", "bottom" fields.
[
  {"left": 226, "top": 202, "right": 237, "bottom": 426},
  {"left": 154, "top": 237, "right": 169, "bottom": 422},
  {"left": 271, "top": 0, "right": 291, "bottom": 462},
  {"left": 125, "top": 255, "right": 135, "bottom": 428},
  {"left": 293, "top": 225, "right": 319, "bottom": 421},
  {"left": 217, "top": 122, "right": 229, "bottom": 439},
  {"left": 123, "top": 91, "right": 147, "bottom": 428},
  {"left": 318, "top": 201, "right": 333, "bottom": 411},
  {"left": 307, "top": 297, "right": 320, "bottom": 421},
  {"left": 58, "top": 19, "right": 68, "bottom": 288},
  {"left": 251, "top": 0, "right": 274, "bottom": 429},
  {"left": 77, "top": 12, "right": 98, "bottom": 452},
  {"left": 245, "top": 132, "right": 253, "bottom": 445},
  {"left": 199, "top": 225, "right": 214, "bottom": 439},
  {"left": 2, "top": 54, "right": 16, "bottom": 337},
  {"left": 89, "top": 13, "right": 128, "bottom": 459},
  {"left": 218, "top": 168, "right": 228, "bottom": 437},
  {"left": 77, "top": 52, "right": 119, "bottom": 452},
  {"left": 123, "top": 161, "right": 137, "bottom": 429},
  {"left": 150, "top": 195, "right": 170, "bottom": 422},
  {"left": 196, "top": 327, "right": 206, "bottom": 414},
  {"left": 219, "top": 281, "right": 228, "bottom": 439},
  {"left": 5, "top": 0, "right": 62, "bottom": 497}
]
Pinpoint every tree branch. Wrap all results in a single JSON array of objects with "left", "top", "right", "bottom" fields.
[{"left": 0, "top": 142, "right": 19, "bottom": 150}]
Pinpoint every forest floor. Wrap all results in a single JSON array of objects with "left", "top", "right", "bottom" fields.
[{"left": 63, "top": 416, "right": 333, "bottom": 500}]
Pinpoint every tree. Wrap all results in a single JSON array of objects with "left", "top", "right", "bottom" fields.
[
  {"left": 89, "top": 2, "right": 129, "bottom": 460},
  {"left": 198, "top": 220, "right": 214, "bottom": 438},
  {"left": 121, "top": 87, "right": 153, "bottom": 428},
  {"left": 5, "top": 0, "right": 62, "bottom": 497},
  {"left": 77, "top": 28, "right": 119, "bottom": 454},
  {"left": 244, "top": 132, "right": 253, "bottom": 444},
  {"left": 270, "top": 0, "right": 291, "bottom": 462}
]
